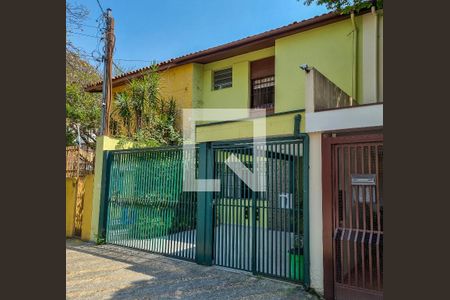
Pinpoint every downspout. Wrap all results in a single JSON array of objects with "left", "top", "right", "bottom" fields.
[
  {"left": 350, "top": 12, "right": 358, "bottom": 104},
  {"left": 372, "top": 5, "right": 379, "bottom": 102}
]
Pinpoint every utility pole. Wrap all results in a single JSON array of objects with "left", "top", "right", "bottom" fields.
[{"left": 100, "top": 8, "right": 114, "bottom": 136}]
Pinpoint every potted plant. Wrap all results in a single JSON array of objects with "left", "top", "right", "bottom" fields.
[{"left": 288, "top": 234, "right": 304, "bottom": 281}]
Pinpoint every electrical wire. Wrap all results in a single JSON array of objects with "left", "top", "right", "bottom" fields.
[{"left": 95, "top": 0, "right": 105, "bottom": 14}]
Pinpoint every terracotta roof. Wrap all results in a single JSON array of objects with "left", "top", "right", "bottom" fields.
[{"left": 85, "top": 10, "right": 356, "bottom": 92}]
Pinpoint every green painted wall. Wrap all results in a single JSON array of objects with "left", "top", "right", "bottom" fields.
[
  {"left": 275, "top": 16, "right": 364, "bottom": 112},
  {"left": 196, "top": 111, "right": 304, "bottom": 143},
  {"left": 200, "top": 47, "right": 275, "bottom": 110}
]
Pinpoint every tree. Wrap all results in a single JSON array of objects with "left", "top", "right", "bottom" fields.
[
  {"left": 66, "top": 2, "right": 102, "bottom": 148},
  {"left": 66, "top": 2, "right": 89, "bottom": 55},
  {"left": 112, "top": 65, "right": 182, "bottom": 148},
  {"left": 66, "top": 51, "right": 102, "bottom": 148},
  {"left": 302, "top": 0, "right": 383, "bottom": 13}
]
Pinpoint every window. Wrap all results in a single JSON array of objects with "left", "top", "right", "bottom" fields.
[
  {"left": 251, "top": 76, "right": 275, "bottom": 110},
  {"left": 213, "top": 68, "right": 232, "bottom": 90},
  {"left": 251, "top": 57, "right": 275, "bottom": 114}
]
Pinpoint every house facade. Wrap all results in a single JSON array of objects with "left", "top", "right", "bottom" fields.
[{"left": 87, "top": 8, "right": 384, "bottom": 300}]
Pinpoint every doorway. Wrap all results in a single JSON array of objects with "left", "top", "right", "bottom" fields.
[{"left": 322, "top": 133, "right": 383, "bottom": 300}]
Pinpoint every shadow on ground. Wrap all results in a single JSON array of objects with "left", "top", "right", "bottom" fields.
[{"left": 66, "top": 239, "right": 318, "bottom": 300}]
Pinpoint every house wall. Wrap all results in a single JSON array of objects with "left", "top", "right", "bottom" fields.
[
  {"left": 194, "top": 13, "right": 386, "bottom": 143},
  {"left": 66, "top": 178, "right": 77, "bottom": 237},
  {"left": 196, "top": 111, "right": 304, "bottom": 143},
  {"left": 111, "top": 63, "right": 195, "bottom": 130},
  {"left": 192, "top": 63, "right": 204, "bottom": 108},
  {"left": 199, "top": 47, "right": 275, "bottom": 110},
  {"left": 308, "top": 132, "right": 324, "bottom": 294},
  {"left": 362, "top": 11, "right": 384, "bottom": 103},
  {"left": 90, "top": 136, "right": 121, "bottom": 241},
  {"left": 66, "top": 175, "right": 95, "bottom": 240},
  {"left": 275, "top": 16, "right": 364, "bottom": 112},
  {"left": 80, "top": 174, "right": 95, "bottom": 241}
]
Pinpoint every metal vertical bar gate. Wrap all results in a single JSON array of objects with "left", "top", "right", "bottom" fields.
[
  {"left": 97, "top": 136, "right": 309, "bottom": 286},
  {"left": 100, "top": 146, "right": 198, "bottom": 261},
  {"left": 211, "top": 136, "right": 309, "bottom": 286}
]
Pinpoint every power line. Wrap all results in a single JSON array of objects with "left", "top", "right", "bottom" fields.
[
  {"left": 115, "top": 58, "right": 154, "bottom": 63},
  {"left": 95, "top": 0, "right": 105, "bottom": 14},
  {"left": 68, "top": 31, "right": 102, "bottom": 39},
  {"left": 79, "top": 23, "right": 99, "bottom": 29},
  {"left": 77, "top": 52, "right": 152, "bottom": 64}
]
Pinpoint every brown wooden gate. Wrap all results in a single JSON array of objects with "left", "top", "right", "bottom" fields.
[{"left": 322, "top": 133, "right": 383, "bottom": 300}]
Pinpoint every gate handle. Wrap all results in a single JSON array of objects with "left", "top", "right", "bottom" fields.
[
  {"left": 256, "top": 207, "right": 260, "bottom": 221},
  {"left": 244, "top": 207, "right": 249, "bottom": 219}
]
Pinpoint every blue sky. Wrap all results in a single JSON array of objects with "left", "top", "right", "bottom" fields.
[{"left": 68, "top": 0, "right": 328, "bottom": 72}]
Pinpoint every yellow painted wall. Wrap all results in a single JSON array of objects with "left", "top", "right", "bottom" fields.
[
  {"left": 66, "top": 178, "right": 77, "bottom": 237},
  {"left": 196, "top": 111, "right": 304, "bottom": 143},
  {"left": 275, "top": 17, "right": 364, "bottom": 112},
  {"left": 200, "top": 47, "right": 275, "bottom": 111},
  {"left": 192, "top": 63, "right": 204, "bottom": 108},
  {"left": 81, "top": 174, "right": 95, "bottom": 241},
  {"left": 111, "top": 64, "right": 195, "bottom": 129},
  {"left": 90, "top": 136, "right": 121, "bottom": 241}
]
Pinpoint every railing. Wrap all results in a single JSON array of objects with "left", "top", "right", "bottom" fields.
[{"left": 66, "top": 145, "right": 95, "bottom": 178}]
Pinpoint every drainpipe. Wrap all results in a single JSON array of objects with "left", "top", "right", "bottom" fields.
[
  {"left": 372, "top": 5, "right": 379, "bottom": 102},
  {"left": 350, "top": 12, "right": 358, "bottom": 104}
]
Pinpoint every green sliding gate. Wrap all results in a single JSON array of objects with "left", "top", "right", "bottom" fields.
[
  {"left": 98, "top": 135, "right": 309, "bottom": 286},
  {"left": 102, "top": 146, "right": 198, "bottom": 261},
  {"left": 212, "top": 137, "right": 309, "bottom": 285}
]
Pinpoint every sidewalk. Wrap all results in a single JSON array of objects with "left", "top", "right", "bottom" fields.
[{"left": 66, "top": 239, "right": 318, "bottom": 300}]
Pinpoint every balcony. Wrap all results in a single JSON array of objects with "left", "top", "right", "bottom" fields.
[
  {"left": 304, "top": 68, "right": 383, "bottom": 133},
  {"left": 305, "top": 67, "right": 356, "bottom": 112}
]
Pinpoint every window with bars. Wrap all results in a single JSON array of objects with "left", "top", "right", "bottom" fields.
[
  {"left": 213, "top": 68, "right": 232, "bottom": 90},
  {"left": 250, "top": 56, "right": 275, "bottom": 114},
  {"left": 251, "top": 76, "right": 275, "bottom": 111}
]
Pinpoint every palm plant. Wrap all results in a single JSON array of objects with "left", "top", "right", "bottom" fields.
[
  {"left": 113, "top": 92, "right": 132, "bottom": 137},
  {"left": 112, "top": 64, "right": 182, "bottom": 148}
]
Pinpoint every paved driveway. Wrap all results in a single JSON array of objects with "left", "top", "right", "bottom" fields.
[{"left": 66, "top": 239, "right": 318, "bottom": 300}]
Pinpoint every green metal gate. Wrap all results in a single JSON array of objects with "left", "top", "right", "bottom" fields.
[
  {"left": 211, "top": 137, "right": 309, "bottom": 285},
  {"left": 102, "top": 146, "right": 198, "bottom": 261},
  {"left": 98, "top": 135, "right": 309, "bottom": 286}
]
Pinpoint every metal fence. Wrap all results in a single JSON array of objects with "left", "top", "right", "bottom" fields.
[
  {"left": 212, "top": 138, "right": 307, "bottom": 284},
  {"left": 99, "top": 135, "right": 309, "bottom": 286},
  {"left": 66, "top": 145, "right": 95, "bottom": 178},
  {"left": 104, "top": 146, "right": 198, "bottom": 261}
]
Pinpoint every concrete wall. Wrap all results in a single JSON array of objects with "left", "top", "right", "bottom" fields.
[
  {"left": 305, "top": 103, "right": 383, "bottom": 133},
  {"left": 80, "top": 174, "right": 95, "bottom": 241},
  {"left": 196, "top": 111, "right": 304, "bottom": 143},
  {"left": 192, "top": 63, "right": 205, "bottom": 108},
  {"left": 195, "top": 13, "right": 385, "bottom": 118},
  {"left": 159, "top": 64, "right": 194, "bottom": 128},
  {"left": 66, "top": 178, "right": 77, "bottom": 237},
  {"left": 275, "top": 16, "right": 364, "bottom": 111},
  {"left": 89, "top": 136, "right": 121, "bottom": 241},
  {"left": 66, "top": 175, "right": 95, "bottom": 240},
  {"left": 362, "top": 10, "right": 384, "bottom": 103},
  {"left": 308, "top": 132, "right": 324, "bottom": 294}
]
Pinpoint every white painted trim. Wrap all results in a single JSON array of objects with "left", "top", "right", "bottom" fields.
[
  {"left": 305, "top": 104, "right": 383, "bottom": 133},
  {"left": 309, "top": 133, "right": 324, "bottom": 295}
]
